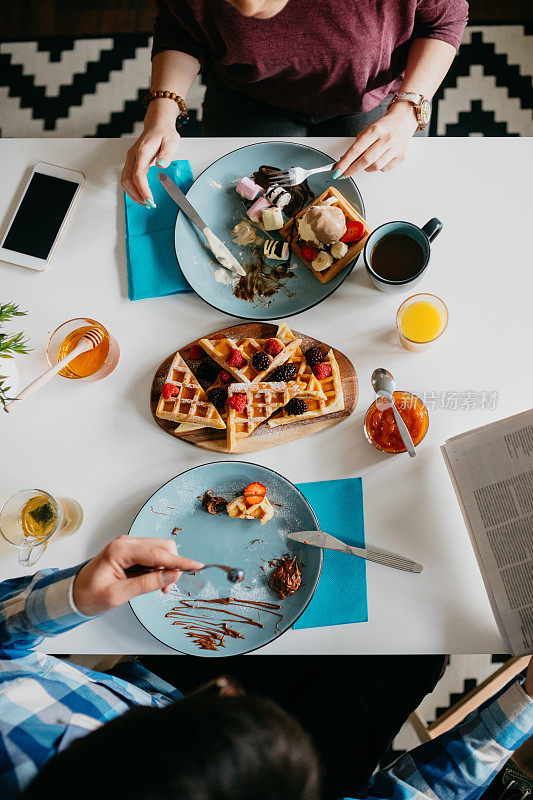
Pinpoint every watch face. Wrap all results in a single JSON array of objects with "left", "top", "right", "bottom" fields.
[{"left": 419, "top": 99, "right": 431, "bottom": 127}]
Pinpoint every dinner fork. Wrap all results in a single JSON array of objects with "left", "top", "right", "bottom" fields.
[{"left": 265, "top": 163, "right": 336, "bottom": 187}]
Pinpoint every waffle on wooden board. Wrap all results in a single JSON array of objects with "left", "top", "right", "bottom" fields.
[{"left": 150, "top": 321, "right": 358, "bottom": 454}]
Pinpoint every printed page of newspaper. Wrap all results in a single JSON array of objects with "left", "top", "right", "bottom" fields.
[{"left": 442, "top": 409, "right": 533, "bottom": 655}]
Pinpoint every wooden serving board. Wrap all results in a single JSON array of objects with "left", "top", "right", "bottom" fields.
[{"left": 151, "top": 322, "right": 358, "bottom": 454}]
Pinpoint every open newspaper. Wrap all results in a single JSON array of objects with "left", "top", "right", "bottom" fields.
[{"left": 442, "top": 409, "right": 533, "bottom": 655}]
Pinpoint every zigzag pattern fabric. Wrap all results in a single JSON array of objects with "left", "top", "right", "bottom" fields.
[{"left": 0, "top": 26, "right": 532, "bottom": 138}]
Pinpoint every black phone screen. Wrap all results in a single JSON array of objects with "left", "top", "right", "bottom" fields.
[{"left": 3, "top": 172, "right": 79, "bottom": 259}]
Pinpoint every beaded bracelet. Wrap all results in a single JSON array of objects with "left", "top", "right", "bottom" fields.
[{"left": 142, "top": 90, "right": 190, "bottom": 128}]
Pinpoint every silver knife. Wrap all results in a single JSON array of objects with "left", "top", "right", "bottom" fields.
[
  {"left": 287, "top": 531, "right": 423, "bottom": 573},
  {"left": 158, "top": 172, "right": 245, "bottom": 276}
]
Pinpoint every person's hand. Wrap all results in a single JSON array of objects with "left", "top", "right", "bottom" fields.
[
  {"left": 121, "top": 100, "right": 181, "bottom": 207},
  {"left": 333, "top": 101, "right": 419, "bottom": 177},
  {"left": 525, "top": 655, "right": 533, "bottom": 698},
  {"left": 72, "top": 535, "right": 203, "bottom": 616}
]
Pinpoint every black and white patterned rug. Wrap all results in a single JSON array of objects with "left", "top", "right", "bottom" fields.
[{"left": 1, "top": 24, "right": 532, "bottom": 138}]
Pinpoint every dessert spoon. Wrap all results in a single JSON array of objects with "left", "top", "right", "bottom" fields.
[
  {"left": 370, "top": 368, "right": 416, "bottom": 458},
  {"left": 125, "top": 563, "right": 245, "bottom": 584},
  {"left": 4, "top": 328, "right": 104, "bottom": 413}
]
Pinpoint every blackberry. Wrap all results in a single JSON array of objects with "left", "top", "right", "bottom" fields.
[
  {"left": 207, "top": 387, "right": 228, "bottom": 411},
  {"left": 251, "top": 351, "right": 272, "bottom": 372},
  {"left": 304, "top": 345, "right": 325, "bottom": 368},
  {"left": 196, "top": 361, "right": 220, "bottom": 384},
  {"left": 270, "top": 362, "right": 297, "bottom": 382},
  {"left": 284, "top": 398, "right": 308, "bottom": 416}
]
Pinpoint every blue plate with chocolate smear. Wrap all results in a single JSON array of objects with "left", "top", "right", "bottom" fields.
[
  {"left": 128, "top": 461, "right": 322, "bottom": 656},
  {"left": 175, "top": 141, "right": 366, "bottom": 320}
]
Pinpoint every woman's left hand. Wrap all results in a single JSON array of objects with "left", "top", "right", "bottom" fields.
[{"left": 334, "top": 101, "right": 419, "bottom": 177}]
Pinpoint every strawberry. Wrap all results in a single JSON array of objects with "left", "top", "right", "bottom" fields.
[
  {"left": 219, "top": 370, "right": 232, "bottom": 383},
  {"left": 265, "top": 338, "right": 283, "bottom": 356},
  {"left": 340, "top": 220, "right": 366, "bottom": 244},
  {"left": 227, "top": 393, "right": 247, "bottom": 412},
  {"left": 162, "top": 382, "right": 179, "bottom": 400},
  {"left": 313, "top": 362, "right": 332, "bottom": 380},
  {"left": 189, "top": 344, "right": 203, "bottom": 360},
  {"left": 226, "top": 349, "right": 247, "bottom": 369},
  {"left": 300, "top": 244, "right": 319, "bottom": 263},
  {"left": 244, "top": 482, "right": 266, "bottom": 498},
  {"left": 244, "top": 482, "right": 266, "bottom": 506}
]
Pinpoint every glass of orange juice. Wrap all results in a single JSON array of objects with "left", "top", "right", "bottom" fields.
[
  {"left": 47, "top": 318, "right": 120, "bottom": 381},
  {"left": 396, "top": 293, "right": 448, "bottom": 352}
]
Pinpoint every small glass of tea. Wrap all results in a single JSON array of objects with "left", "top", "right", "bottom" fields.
[
  {"left": 396, "top": 293, "right": 448, "bottom": 352},
  {"left": 0, "top": 489, "right": 83, "bottom": 567},
  {"left": 47, "top": 318, "right": 120, "bottom": 381}
]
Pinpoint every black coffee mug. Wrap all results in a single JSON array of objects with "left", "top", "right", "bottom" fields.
[{"left": 363, "top": 218, "right": 443, "bottom": 293}]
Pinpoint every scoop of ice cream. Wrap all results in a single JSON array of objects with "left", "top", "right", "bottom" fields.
[
  {"left": 232, "top": 220, "right": 262, "bottom": 246},
  {"left": 298, "top": 205, "right": 347, "bottom": 245}
]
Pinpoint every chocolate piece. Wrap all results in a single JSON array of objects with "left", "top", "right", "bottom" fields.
[
  {"left": 253, "top": 165, "right": 314, "bottom": 217},
  {"left": 263, "top": 184, "right": 291, "bottom": 208},
  {"left": 268, "top": 555, "right": 302, "bottom": 599},
  {"left": 264, "top": 239, "right": 289, "bottom": 260},
  {"left": 202, "top": 490, "right": 228, "bottom": 515}
]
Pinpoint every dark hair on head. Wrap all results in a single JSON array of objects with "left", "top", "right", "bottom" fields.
[{"left": 20, "top": 691, "right": 321, "bottom": 800}]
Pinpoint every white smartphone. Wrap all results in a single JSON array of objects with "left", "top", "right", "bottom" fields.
[{"left": 0, "top": 162, "right": 85, "bottom": 271}]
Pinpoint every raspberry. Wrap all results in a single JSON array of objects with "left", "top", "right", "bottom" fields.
[
  {"left": 162, "top": 382, "right": 179, "bottom": 400},
  {"left": 196, "top": 361, "right": 220, "bottom": 384},
  {"left": 207, "top": 387, "right": 227, "bottom": 411},
  {"left": 313, "top": 362, "right": 332, "bottom": 380},
  {"left": 284, "top": 398, "right": 308, "bottom": 416},
  {"left": 300, "top": 244, "right": 319, "bottom": 262},
  {"left": 304, "top": 345, "right": 325, "bottom": 368},
  {"left": 271, "top": 362, "right": 297, "bottom": 382},
  {"left": 252, "top": 351, "right": 272, "bottom": 372},
  {"left": 265, "top": 338, "right": 283, "bottom": 356},
  {"left": 219, "top": 370, "right": 232, "bottom": 384},
  {"left": 228, "top": 393, "right": 247, "bottom": 412},
  {"left": 189, "top": 344, "right": 203, "bottom": 360},
  {"left": 226, "top": 349, "right": 247, "bottom": 369}
]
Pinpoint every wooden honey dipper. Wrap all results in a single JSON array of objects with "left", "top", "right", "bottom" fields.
[{"left": 4, "top": 327, "right": 104, "bottom": 413}]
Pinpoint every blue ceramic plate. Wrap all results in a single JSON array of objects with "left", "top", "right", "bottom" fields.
[
  {"left": 175, "top": 141, "right": 365, "bottom": 320},
  {"left": 128, "top": 462, "right": 322, "bottom": 656}
]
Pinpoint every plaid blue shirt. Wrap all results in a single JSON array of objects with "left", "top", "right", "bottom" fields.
[{"left": 1, "top": 567, "right": 532, "bottom": 799}]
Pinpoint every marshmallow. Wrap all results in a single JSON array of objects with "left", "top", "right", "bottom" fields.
[
  {"left": 236, "top": 177, "right": 261, "bottom": 201},
  {"left": 264, "top": 239, "right": 289, "bottom": 260},
  {"left": 330, "top": 241, "right": 348, "bottom": 260},
  {"left": 247, "top": 196, "right": 272, "bottom": 222},
  {"left": 312, "top": 251, "right": 334, "bottom": 272},
  {"left": 262, "top": 206, "right": 284, "bottom": 231},
  {"left": 263, "top": 184, "right": 291, "bottom": 208}
]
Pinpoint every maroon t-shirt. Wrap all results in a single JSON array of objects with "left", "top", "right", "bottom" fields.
[{"left": 153, "top": 0, "right": 468, "bottom": 115}]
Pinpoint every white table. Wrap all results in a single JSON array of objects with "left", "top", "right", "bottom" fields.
[{"left": 1, "top": 137, "right": 531, "bottom": 654}]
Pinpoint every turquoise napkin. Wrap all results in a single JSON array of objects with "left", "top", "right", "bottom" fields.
[
  {"left": 124, "top": 160, "right": 194, "bottom": 300},
  {"left": 293, "top": 478, "right": 367, "bottom": 629}
]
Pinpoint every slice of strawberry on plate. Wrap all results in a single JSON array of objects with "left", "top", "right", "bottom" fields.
[
  {"left": 244, "top": 482, "right": 266, "bottom": 506},
  {"left": 340, "top": 219, "right": 366, "bottom": 244}
]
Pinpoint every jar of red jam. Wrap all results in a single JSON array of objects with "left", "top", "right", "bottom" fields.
[{"left": 364, "top": 391, "right": 429, "bottom": 454}]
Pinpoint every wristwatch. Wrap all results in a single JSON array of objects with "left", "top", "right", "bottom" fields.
[{"left": 388, "top": 91, "right": 431, "bottom": 130}]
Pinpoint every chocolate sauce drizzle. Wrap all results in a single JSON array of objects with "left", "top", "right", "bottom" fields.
[
  {"left": 233, "top": 248, "right": 294, "bottom": 304},
  {"left": 165, "top": 597, "right": 283, "bottom": 651}
]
